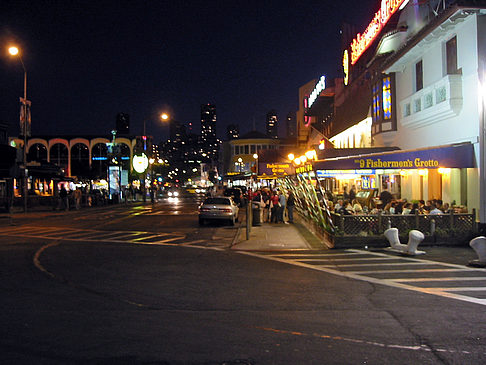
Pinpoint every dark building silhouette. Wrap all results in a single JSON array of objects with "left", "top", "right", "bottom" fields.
[
  {"left": 285, "top": 112, "right": 296, "bottom": 138},
  {"left": 227, "top": 124, "right": 239, "bottom": 140},
  {"left": 266, "top": 110, "right": 278, "bottom": 138},
  {"left": 201, "top": 104, "right": 217, "bottom": 143},
  {"left": 200, "top": 104, "right": 220, "bottom": 162}
]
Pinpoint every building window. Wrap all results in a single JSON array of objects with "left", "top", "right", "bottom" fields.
[
  {"left": 415, "top": 60, "right": 423, "bottom": 91},
  {"left": 372, "top": 74, "right": 396, "bottom": 135},
  {"left": 424, "top": 92, "right": 433, "bottom": 109},
  {"left": 436, "top": 86, "right": 446, "bottom": 103},
  {"left": 404, "top": 103, "right": 411, "bottom": 117},
  {"left": 446, "top": 36, "right": 458, "bottom": 75},
  {"left": 382, "top": 77, "right": 392, "bottom": 119},
  {"left": 244, "top": 145, "right": 249, "bottom": 154},
  {"left": 372, "top": 84, "right": 381, "bottom": 121},
  {"left": 414, "top": 98, "right": 421, "bottom": 113}
]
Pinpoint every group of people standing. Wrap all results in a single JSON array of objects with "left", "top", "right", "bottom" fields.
[{"left": 250, "top": 188, "right": 296, "bottom": 224}]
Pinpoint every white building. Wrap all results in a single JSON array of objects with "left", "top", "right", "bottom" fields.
[
  {"left": 373, "top": 1, "right": 486, "bottom": 222},
  {"left": 307, "top": 0, "right": 486, "bottom": 225}
]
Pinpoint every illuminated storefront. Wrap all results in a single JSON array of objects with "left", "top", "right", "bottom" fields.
[{"left": 312, "top": 143, "right": 475, "bottom": 203}]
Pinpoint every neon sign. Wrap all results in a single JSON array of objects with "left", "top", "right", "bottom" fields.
[
  {"left": 133, "top": 153, "right": 149, "bottom": 173},
  {"left": 307, "top": 76, "right": 326, "bottom": 109},
  {"left": 350, "top": 0, "right": 407, "bottom": 65},
  {"left": 343, "top": 50, "right": 349, "bottom": 86}
]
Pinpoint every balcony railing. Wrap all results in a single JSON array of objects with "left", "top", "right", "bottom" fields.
[{"left": 400, "top": 74, "right": 463, "bottom": 129}]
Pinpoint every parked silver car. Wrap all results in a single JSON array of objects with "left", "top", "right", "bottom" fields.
[{"left": 198, "top": 197, "right": 239, "bottom": 225}]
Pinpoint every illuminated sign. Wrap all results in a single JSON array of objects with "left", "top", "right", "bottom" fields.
[
  {"left": 133, "top": 153, "right": 149, "bottom": 173},
  {"left": 349, "top": 0, "right": 407, "bottom": 65},
  {"left": 258, "top": 162, "right": 294, "bottom": 176},
  {"left": 343, "top": 50, "right": 349, "bottom": 86},
  {"left": 307, "top": 76, "right": 326, "bottom": 109},
  {"left": 303, "top": 97, "right": 311, "bottom": 127},
  {"left": 296, "top": 164, "right": 313, "bottom": 174},
  {"left": 313, "top": 144, "right": 474, "bottom": 170},
  {"left": 356, "top": 158, "right": 438, "bottom": 169},
  {"left": 317, "top": 169, "right": 375, "bottom": 177}
]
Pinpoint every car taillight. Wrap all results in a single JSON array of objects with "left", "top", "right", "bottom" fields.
[
  {"left": 200, "top": 207, "right": 211, "bottom": 212},
  {"left": 219, "top": 208, "right": 232, "bottom": 213}
]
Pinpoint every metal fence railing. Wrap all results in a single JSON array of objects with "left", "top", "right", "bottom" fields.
[{"left": 331, "top": 210, "right": 476, "bottom": 236}]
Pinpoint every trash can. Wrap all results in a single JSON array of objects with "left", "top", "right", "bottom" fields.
[{"left": 252, "top": 202, "right": 261, "bottom": 226}]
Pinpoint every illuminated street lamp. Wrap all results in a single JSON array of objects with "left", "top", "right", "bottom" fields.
[
  {"left": 160, "top": 112, "right": 170, "bottom": 141},
  {"left": 253, "top": 153, "right": 258, "bottom": 175},
  {"left": 237, "top": 157, "right": 243, "bottom": 173},
  {"left": 8, "top": 46, "right": 29, "bottom": 212}
]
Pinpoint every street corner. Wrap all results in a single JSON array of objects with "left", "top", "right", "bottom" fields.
[{"left": 231, "top": 223, "right": 312, "bottom": 251}]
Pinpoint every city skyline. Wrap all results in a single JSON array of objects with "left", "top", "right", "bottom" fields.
[{"left": 0, "top": 0, "right": 377, "bottom": 142}]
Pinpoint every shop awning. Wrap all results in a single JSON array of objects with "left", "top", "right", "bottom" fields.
[{"left": 313, "top": 143, "right": 475, "bottom": 170}]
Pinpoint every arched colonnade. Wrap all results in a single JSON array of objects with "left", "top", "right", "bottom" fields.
[{"left": 10, "top": 136, "right": 136, "bottom": 177}]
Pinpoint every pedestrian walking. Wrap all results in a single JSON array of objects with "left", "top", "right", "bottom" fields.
[
  {"left": 262, "top": 190, "right": 270, "bottom": 222},
  {"left": 287, "top": 191, "right": 296, "bottom": 223},
  {"left": 278, "top": 190, "right": 287, "bottom": 223},
  {"left": 270, "top": 191, "right": 279, "bottom": 223},
  {"left": 60, "top": 185, "right": 69, "bottom": 211},
  {"left": 74, "top": 188, "right": 82, "bottom": 210}
]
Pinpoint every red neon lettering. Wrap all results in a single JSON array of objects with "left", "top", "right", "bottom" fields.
[{"left": 350, "top": 0, "right": 406, "bottom": 65}]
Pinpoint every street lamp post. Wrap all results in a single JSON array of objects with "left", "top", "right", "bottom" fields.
[
  {"left": 253, "top": 153, "right": 258, "bottom": 175},
  {"left": 237, "top": 157, "right": 243, "bottom": 173},
  {"left": 140, "top": 113, "right": 170, "bottom": 203},
  {"left": 8, "top": 46, "right": 29, "bottom": 212}
]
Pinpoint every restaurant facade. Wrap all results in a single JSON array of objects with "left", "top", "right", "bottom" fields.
[{"left": 297, "top": 0, "right": 486, "bottom": 227}]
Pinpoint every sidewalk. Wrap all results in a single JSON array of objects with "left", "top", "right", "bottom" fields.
[
  {"left": 231, "top": 221, "right": 325, "bottom": 251},
  {"left": 230, "top": 218, "right": 481, "bottom": 268}
]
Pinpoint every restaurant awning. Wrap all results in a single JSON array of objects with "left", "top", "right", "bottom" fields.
[{"left": 312, "top": 143, "right": 475, "bottom": 170}]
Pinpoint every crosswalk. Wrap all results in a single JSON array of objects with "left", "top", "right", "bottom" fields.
[
  {"left": 72, "top": 208, "right": 198, "bottom": 220},
  {"left": 248, "top": 249, "right": 486, "bottom": 306},
  {"left": 0, "top": 225, "right": 187, "bottom": 245}
]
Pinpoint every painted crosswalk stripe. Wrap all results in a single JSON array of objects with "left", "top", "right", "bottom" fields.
[
  {"left": 240, "top": 248, "right": 486, "bottom": 306},
  {"left": 391, "top": 277, "right": 486, "bottom": 282},
  {"left": 0, "top": 225, "right": 187, "bottom": 245}
]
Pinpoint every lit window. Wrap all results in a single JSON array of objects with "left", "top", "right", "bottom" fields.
[
  {"left": 373, "top": 84, "right": 380, "bottom": 120},
  {"left": 382, "top": 77, "right": 392, "bottom": 119}
]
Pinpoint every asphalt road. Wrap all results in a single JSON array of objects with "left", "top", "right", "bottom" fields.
[{"left": 0, "top": 197, "right": 485, "bottom": 364}]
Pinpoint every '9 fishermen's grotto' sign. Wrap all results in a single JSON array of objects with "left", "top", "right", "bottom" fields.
[{"left": 313, "top": 144, "right": 475, "bottom": 171}]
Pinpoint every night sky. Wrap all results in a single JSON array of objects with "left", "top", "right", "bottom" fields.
[{"left": 0, "top": 0, "right": 377, "bottom": 143}]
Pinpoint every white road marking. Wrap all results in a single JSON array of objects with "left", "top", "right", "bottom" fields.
[
  {"left": 238, "top": 248, "right": 486, "bottom": 306},
  {"left": 0, "top": 226, "right": 186, "bottom": 245}
]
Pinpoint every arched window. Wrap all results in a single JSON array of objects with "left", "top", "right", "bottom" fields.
[
  {"left": 50, "top": 143, "right": 68, "bottom": 171},
  {"left": 91, "top": 143, "right": 108, "bottom": 179},
  {"left": 28, "top": 143, "right": 47, "bottom": 163},
  {"left": 71, "top": 143, "right": 90, "bottom": 177}
]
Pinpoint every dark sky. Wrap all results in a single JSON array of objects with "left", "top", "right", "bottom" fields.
[{"left": 0, "top": 0, "right": 378, "bottom": 143}]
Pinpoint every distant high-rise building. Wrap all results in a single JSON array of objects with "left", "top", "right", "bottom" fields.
[
  {"left": 200, "top": 104, "right": 220, "bottom": 162},
  {"left": 266, "top": 110, "right": 278, "bottom": 138},
  {"left": 286, "top": 112, "right": 296, "bottom": 138},
  {"left": 116, "top": 113, "right": 130, "bottom": 134},
  {"left": 201, "top": 104, "right": 217, "bottom": 143},
  {"left": 169, "top": 120, "right": 186, "bottom": 142},
  {"left": 227, "top": 124, "right": 239, "bottom": 140}
]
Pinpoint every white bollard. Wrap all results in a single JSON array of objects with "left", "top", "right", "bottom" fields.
[
  {"left": 384, "top": 228, "right": 407, "bottom": 251},
  {"left": 469, "top": 236, "right": 486, "bottom": 267},
  {"left": 406, "top": 230, "right": 425, "bottom": 255},
  {"left": 384, "top": 227, "right": 426, "bottom": 255}
]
